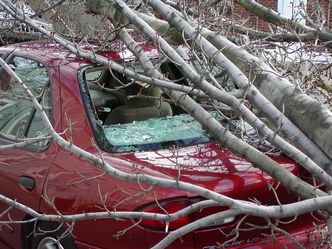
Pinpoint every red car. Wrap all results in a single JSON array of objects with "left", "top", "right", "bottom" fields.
[{"left": 0, "top": 41, "right": 326, "bottom": 249}]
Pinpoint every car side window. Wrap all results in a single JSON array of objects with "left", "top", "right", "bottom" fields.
[{"left": 0, "top": 56, "right": 51, "bottom": 147}]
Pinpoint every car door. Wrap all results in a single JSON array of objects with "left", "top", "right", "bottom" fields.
[{"left": 0, "top": 55, "right": 58, "bottom": 249}]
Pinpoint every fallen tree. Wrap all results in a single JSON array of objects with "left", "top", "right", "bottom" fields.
[{"left": 0, "top": 0, "right": 332, "bottom": 248}]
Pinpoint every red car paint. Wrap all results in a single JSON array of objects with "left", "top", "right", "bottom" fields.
[{"left": 0, "top": 41, "right": 326, "bottom": 249}]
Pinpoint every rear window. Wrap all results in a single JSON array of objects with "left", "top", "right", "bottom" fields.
[
  {"left": 103, "top": 114, "right": 217, "bottom": 153},
  {"left": 81, "top": 61, "right": 228, "bottom": 153}
]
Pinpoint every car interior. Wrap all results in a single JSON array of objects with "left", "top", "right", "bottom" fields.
[{"left": 84, "top": 62, "right": 188, "bottom": 126}]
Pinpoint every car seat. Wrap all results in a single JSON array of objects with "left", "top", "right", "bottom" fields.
[
  {"left": 88, "top": 81, "right": 118, "bottom": 108},
  {"left": 104, "top": 85, "right": 173, "bottom": 125}
]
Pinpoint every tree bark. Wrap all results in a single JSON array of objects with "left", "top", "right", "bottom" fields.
[{"left": 203, "top": 30, "right": 332, "bottom": 163}]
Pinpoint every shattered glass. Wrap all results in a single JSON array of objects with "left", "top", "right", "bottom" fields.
[{"left": 103, "top": 113, "right": 223, "bottom": 152}]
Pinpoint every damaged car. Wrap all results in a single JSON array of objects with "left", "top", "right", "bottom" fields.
[{"left": 0, "top": 40, "right": 326, "bottom": 249}]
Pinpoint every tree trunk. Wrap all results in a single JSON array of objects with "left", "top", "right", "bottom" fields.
[{"left": 204, "top": 30, "right": 332, "bottom": 162}]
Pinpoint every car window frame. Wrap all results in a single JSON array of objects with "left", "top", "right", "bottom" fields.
[
  {"left": 0, "top": 51, "right": 10, "bottom": 60},
  {"left": 0, "top": 53, "right": 53, "bottom": 152},
  {"left": 78, "top": 64, "right": 215, "bottom": 153},
  {"left": 78, "top": 65, "right": 115, "bottom": 152}
]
